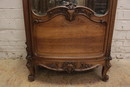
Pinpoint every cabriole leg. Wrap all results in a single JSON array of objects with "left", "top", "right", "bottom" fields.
[
  {"left": 102, "top": 60, "right": 111, "bottom": 81},
  {"left": 26, "top": 61, "right": 36, "bottom": 81}
]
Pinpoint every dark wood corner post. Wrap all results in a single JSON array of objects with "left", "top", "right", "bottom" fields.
[
  {"left": 102, "top": 0, "right": 118, "bottom": 81},
  {"left": 23, "top": 0, "right": 36, "bottom": 81}
]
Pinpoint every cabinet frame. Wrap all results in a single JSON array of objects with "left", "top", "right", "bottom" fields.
[{"left": 23, "top": 0, "right": 118, "bottom": 82}]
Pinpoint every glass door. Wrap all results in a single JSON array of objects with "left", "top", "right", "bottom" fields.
[{"left": 32, "top": 0, "right": 109, "bottom": 15}]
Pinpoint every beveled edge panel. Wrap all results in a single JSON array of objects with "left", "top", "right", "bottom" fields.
[
  {"left": 31, "top": 4, "right": 108, "bottom": 58},
  {"left": 32, "top": 8, "right": 107, "bottom": 60}
]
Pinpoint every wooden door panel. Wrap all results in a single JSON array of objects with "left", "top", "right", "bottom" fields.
[{"left": 33, "top": 15, "right": 106, "bottom": 58}]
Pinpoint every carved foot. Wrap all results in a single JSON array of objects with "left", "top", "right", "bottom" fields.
[
  {"left": 102, "top": 75, "right": 109, "bottom": 81},
  {"left": 28, "top": 74, "right": 35, "bottom": 81},
  {"left": 26, "top": 62, "right": 36, "bottom": 82},
  {"left": 102, "top": 60, "right": 111, "bottom": 82}
]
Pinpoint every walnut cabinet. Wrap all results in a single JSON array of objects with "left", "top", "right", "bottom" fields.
[{"left": 23, "top": 0, "right": 117, "bottom": 81}]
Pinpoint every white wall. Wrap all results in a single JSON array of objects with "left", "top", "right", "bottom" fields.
[
  {"left": 0, "top": 0, "right": 130, "bottom": 59},
  {"left": 112, "top": 0, "right": 130, "bottom": 59},
  {"left": 0, "top": 0, "right": 26, "bottom": 59}
]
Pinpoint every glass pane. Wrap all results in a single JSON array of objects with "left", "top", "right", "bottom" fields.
[
  {"left": 32, "top": 0, "right": 108, "bottom": 15},
  {"left": 77, "top": 0, "right": 109, "bottom": 14}
]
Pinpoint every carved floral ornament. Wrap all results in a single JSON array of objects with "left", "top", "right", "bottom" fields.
[{"left": 45, "top": 62, "right": 99, "bottom": 73}]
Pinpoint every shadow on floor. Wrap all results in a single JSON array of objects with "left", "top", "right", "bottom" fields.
[{"left": 35, "top": 66, "right": 103, "bottom": 84}]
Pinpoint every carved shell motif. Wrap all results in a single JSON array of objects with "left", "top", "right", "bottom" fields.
[{"left": 62, "top": 62, "right": 76, "bottom": 73}]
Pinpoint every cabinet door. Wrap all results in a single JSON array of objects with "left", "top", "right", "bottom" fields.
[{"left": 31, "top": 0, "right": 109, "bottom": 59}]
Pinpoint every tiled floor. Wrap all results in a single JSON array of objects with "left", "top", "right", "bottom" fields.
[{"left": 0, "top": 59, "right": 130, "bottom": 87}]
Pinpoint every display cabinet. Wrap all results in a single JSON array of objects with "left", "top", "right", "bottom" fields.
[{"left": 23, "top": 0, "right": 117, "bottom": 81}]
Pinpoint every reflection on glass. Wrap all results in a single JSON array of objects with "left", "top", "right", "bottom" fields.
[
  {"left": 32, "top": 0, "right": 108, "bottom": 15},
  {"left": 83, "top": 0, "right": 108, "bottom": 14}
]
